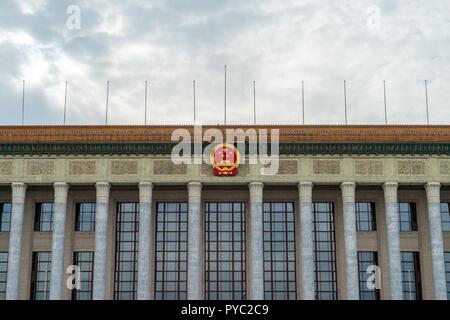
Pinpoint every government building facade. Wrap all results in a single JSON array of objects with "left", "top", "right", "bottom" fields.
[{"left": 0, "top": 125, "right": 449, "bottom": 300}]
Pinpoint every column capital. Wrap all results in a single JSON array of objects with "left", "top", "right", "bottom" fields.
[
  {"left": 298, "top": 181, "right": 313, "bottom": 203},
  {"left": 53, "top": 182, "right": 69, "bottom": 203},
  {"left": 11, "top": 182, "right": 27, "bottom": 203},
  {"left": 96, "top": 182, "right": 111, "bottom": 203},
  {"left": 340, "top": 182, "right": 356, "bottom": 203},
  {"left": 425, "top": 182, "right": 441, "bottom": 203},
  {"left": 138, "top": 182, "right": 153, "bottom": 203},
  {"left": 187, "top": 182, "right": 202, "bottom": 203},
  {"left": 249, "top": 182, "right": 264, "bottom": 203},
  {"left": 383, "top": 182, "right": 398, "bottom": 203}
]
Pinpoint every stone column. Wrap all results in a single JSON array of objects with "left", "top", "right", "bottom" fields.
[
  {"left": 298, "top": 182, "right": 315, "bottom": 300},
  {"left": 49, "top": 182, "right": 69, "bottom": 300},
  {"left": 187, "top": 182, "right": 202, "bottom": 300},
  {"left": 340, "top": 182, "right": 359, "bottom": 300},
  {"left": 248, "top": 182, "right": 264, "bottom": 300},
  {"left": 93, "top": 182, "right": 111, "bottom": 300},
  {"left": 5, "top": 182, "right": 27, "bottom": 300},
  {"left": 137, "top": 182, "right": 153, "bottom": 300},
  {"left": 425, "top": 182, "right": 447, "bottom": 300},
  {"left": 383, "top": 182, "right": 402, "bottom": 300}
]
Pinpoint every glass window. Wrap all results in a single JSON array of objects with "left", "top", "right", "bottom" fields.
[
  {"left": 263, "top": 202, "right": 296, "bottom": 300},
  {"left": 444, "top": 252, "right": 450, "bottom": 300},
  {"left": 440, "top": 203, "right": 450, "bottom": 232},
  {"left": 356, "top": 202, "right": 376, "bottom": 231},
  {"left": 401, "top": 251, "right": 422, "bottom": 300},
  {"left": 34, "top": 203, "right": 54, "bottom": 232},
  {"left": 30, "top": 252, "right": 51, "bottom": 300},
  {"left": 114, "top": 203, "right": 139, "bottom": 300},
  {"left": 0, "top": 252, "right": 7, "bottom": 300},
  {"left": 313, "top": 202, "right": 337, "bottom": 300},
  {"left": 155, "top": 202, "right": 188, "bottom": 300},
  {"left": 398, "top": 203, "right": 418, "bottom": 232},
  {"left": 357, "top": 251, "right": 380, "bottom": 300},
  {"left": 75, "top": 203, "right": 95, "bottom": 232},
  {"left": 71, "top": 251, "right": 94, "bottom": 300},
  {"left": 205, "top": 202, "right": 246, "bottom": 300},
  {"left": 0, "top": 203, "right": 12, "bottom": 232}
]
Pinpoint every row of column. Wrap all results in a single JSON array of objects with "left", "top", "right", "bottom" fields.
[{"left": 3, "top": 181, "right": 448, "bottom": 300}]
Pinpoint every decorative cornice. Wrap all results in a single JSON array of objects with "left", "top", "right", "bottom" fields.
[{"left": 0, "top": 142, "right": 449, "bottom": 156}]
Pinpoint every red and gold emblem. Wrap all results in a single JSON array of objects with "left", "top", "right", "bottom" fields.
[{"left": 210, "top": 143, "right": 240, "bottom": 176}]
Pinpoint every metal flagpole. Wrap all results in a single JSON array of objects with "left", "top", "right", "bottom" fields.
[
  {"left": 105, "top": 80, "right": 109, "bottom": 125},
  {"left": 144, "top": 80, "right": 148, "bottom": 125},
  {"left": 193, "top": 80, "right": 196, "bottom": 123},
  {"left": 253, "top": 80, "right": 256, "bottom": 125},
  {"left": 224, "top": 65, "right": 227, "bottom": 125},
  {"left": 425, "top": 80, "right": 429, "bottom": 125},
  {"left": 63, "top": 81, "right": 68, "bottom": 125},
  {"left": 21, "top": 80, "right": 25, "bottom": 125},
  {"left": 344, "top": 80, "right": 348, "bottom": 125},
  {"left": 302, "top": 81, "right": 305, "bottom": 125},
  {"left": 383, "top": 80, "right": 388, "bottom": 125}
]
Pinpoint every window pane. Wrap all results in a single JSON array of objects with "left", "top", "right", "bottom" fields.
[
  {"left": 401, "top": 251, "right": 422, "bottom": 300},
  {"left": 114, "top": 203, "right": 139, "bottom": 300},
  {"left": 356, "top": 202, "right": 376, "bottom": 231},
  {"left": 313, "top": 202, "right": 337, "bottom": 300},
  {"left": 263, "top": 202, "right": 296, "bottom": 300},
  {"left": 155, "top": 202, "right": 188, "bottom": 300},
  {"left": 34, "top": 203, "right": 54, "bottom": 232},
  {"left": 0, "top": 203, "right": 12, "bottom": 232},
  {"left": 205, "top": 202, "right": 246, "bottom": 300},
  {"left": 72, "top": 251, "right": 94, "bottom": 300},
  {"left": 357, "top": 251, "right": 380, "bottom": 300},
  {"left": 30, "top": 252, "right": 51, "bottom": 300},
  {"left": 398, "top": 203, "right": 418, "bottom": 232},
  {"left": 75, "top": 203, "right": 96, "bottom": 232}
]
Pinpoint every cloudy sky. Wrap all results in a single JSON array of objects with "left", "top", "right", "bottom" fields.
[{"left": 0, "top": 0, "right": 449, "bottom": 125}]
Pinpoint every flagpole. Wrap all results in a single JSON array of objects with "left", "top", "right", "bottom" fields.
[
  {"left": 105, "top": 80, "right": 109, "bottom": 125},
  {"left": 383, "top": 80, "right": 387, "bottom": 125},
  {"left": 425, "top": 80, "right": 429, "bottom": 125},
  {"left": 193, "top": 80, "right": 196, "bottom": 123},
  {"left": 144, "top": 80, "right": 148, "bottom": 125},
  {"left": 224, "top": 65, "right": 227, "bottom": 125},
  {"left": 21, "top": 80, "right": 25, "bottom": 125},
  {"left": 344, "top": 80, "right": 348, "bottom": 125},
  {"left": 302, "top": 81, "right": 305, "bottom": 125},
  {"left": 63, "top": 81, "right": 68, "bottom": 125},
  {"left": 253, "top": 80, "right": 256, "bottom": 125}
]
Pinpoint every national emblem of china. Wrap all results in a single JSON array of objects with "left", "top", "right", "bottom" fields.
[{"left": 210, "top": 143, "right": 240, "bottom": 176}]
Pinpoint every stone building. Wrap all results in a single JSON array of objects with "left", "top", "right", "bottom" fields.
[{"left": 0, "top": 125, "right": 449, "bottom": 300}]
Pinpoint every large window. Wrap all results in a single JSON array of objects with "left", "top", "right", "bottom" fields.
[
  {"left": 30, "top": 252, "right": 51, "bottom": 300},
  {"left": 312, "top": 202, "right": 338, "bottom": 300},
  {"left": 75, "top": 203, "right": 96, "bottom": 232},
  {"left": 398, "top": 203, "right": 418, "bottom": 231},
  {"left": 401, "top": 251, "right": 422, "bottom": 300},
  {"left": 71, "top": 251, "right": 94, "bottom": 300},
  {"left": 440, "top": 203, "right": 450, "bottom": 232},
  {"left": 114, "top": 203, "right": 139, "bottom": 300},
  {"left": 263, "top": 202, "right": 296, "bottom": 300},
  {"left": 356, "top": 202, "right": 376, "bottom": 231},
  {"left": 205, "top": 202, "right": 246, "bottom": 300},
  {"left": 357, "top": 251, "right": 380, "bottom": 300},
  {"left": 0, "top": 203, "right": 11, "bottom": 232},
  {"left": 445, "top": 252, "right": 450, "bottom": 300},
  {"left": 155, "top": 202, "right": 188, "bottom": 300},
  {"left": 34, "top": 203, "right": 53, "bottom": 232},
  {"left": 0, "top": 252, "right": 7, "bottom": 300}
]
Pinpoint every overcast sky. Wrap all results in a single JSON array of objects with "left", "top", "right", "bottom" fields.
[{"left": 0, "top": 0, "right": 449, "bottom": 125}]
